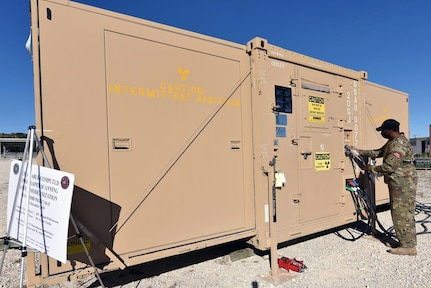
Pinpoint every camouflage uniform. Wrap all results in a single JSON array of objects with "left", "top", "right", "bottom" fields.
[{"left": 359, "top": 134, "right": 417, "bottom": 248}]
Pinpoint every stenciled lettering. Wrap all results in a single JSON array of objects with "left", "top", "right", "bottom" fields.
[{"left": 108, "top": 82, "right": 240, "bottom": 107}]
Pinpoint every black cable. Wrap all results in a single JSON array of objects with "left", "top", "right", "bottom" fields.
[
  {"left": 343, "top": 146, "right": 431, "bottom": 241},
  {"left": 343, "top": 146, "right": 396, "bottom": 239},
  {"left": 415, "top": 201, "right": 431, "bottom": 235}
]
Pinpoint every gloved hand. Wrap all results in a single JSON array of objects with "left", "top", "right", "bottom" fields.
[
  {"left": 349, "top": 146, "right": 359, "bottom": 153},
  {"left": 345, "top": 146, "right": 360, "bottom": 157}
]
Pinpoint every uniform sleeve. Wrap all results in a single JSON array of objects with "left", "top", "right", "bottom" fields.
[
  {"left": 370, "top": 147, "right": 403, "bottom": 174},
  {"left": 359, "top": 146, "right": 384, "bottom": 159}
]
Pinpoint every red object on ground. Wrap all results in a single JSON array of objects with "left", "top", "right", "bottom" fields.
[{"left": 277, "top": 257, "right": 307, "bottom": 272}]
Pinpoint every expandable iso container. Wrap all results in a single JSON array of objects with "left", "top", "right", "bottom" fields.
[{"left": 28, "top": 0, "right": 409, "bottom": 285}]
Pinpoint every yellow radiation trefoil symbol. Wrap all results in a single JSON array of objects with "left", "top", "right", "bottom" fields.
[{"left": 178, "top": 68, "right": 189, "bottom": 80}]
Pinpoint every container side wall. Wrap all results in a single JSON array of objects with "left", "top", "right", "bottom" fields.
[
  {"left": 360, "top": 82, "right": 409, "bottom": 204},
  {"left": 30, "top": 0, "right": 255, "bottom": 281}
]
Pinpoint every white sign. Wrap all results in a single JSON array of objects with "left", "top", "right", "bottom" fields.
[{"left": 7, "top": 160, "right": 74, "bottom": 263}]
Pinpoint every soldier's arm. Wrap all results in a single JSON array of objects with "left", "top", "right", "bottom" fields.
[
  {"left": 358, "top": 146, "right": 384, "bottom": 159},
  {"left": 369, "top": 149, "right": 403, "bottom": 174}
]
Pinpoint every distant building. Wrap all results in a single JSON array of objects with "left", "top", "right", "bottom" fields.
[
  {"left": 0, "top": 138, "right": 27, "bottom": 157},
  {"left": 410, "top": 137, "right": 430, "bottom": 157}
]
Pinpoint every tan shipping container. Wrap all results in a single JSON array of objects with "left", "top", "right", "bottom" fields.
[{"left": 27, "top": 0, "right": 409, "bottom": 285}]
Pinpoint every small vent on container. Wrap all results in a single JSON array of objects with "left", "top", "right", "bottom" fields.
[
  {"left": 113, "top": 138, "right": 131, "bottom": 150},
  {"left": 230, "top": 140, "right": 241, "bottom": 150}
]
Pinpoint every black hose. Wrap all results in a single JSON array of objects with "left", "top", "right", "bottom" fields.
[
  {"left": 344, "top": 148, "right": 431, "bottom": 240},
  {"left": 415, "top": 201, "right": 431, "bottom": 234},
  {"left": 344, "top": 148, "right": 395, "bottom": 238}
]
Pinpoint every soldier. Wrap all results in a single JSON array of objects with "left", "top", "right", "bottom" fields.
[{"left": 350, "top": 119, "right": 417, "bottom": 256}]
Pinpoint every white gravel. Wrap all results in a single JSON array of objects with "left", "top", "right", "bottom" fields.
[{"left": 1, "top": 154, "right": 430, "bottom": 288}]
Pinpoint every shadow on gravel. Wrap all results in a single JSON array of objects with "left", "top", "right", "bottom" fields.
[
  {"left": 330, "top": 203, "right": 399, "bottom": 247},
  {"left": 332, "top": 201, "right": 431, "bottom": 248},
  {"left": 85, "top": 240, "right": 254, "bottom": 287},
  {"left": 84, "top": 223, "right": 387, "bottom": 286},
  {"left": 84, "top": 201, "right": 431, "bottom": 287}
]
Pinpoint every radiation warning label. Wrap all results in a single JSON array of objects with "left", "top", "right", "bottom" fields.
[{"left": 315, "top": 152, "right": 331, "bottom": 171}]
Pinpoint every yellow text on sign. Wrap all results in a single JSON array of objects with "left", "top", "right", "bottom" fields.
[
  {"left": 315, "top": 152, "right": 331, "bottom": 171},
  {"left": 308, "top": 96, "right": 325, "bottom": 123}
]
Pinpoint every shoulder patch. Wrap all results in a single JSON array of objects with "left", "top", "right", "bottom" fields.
[{"left": 393, "top": 151, "right": 402, "bottom": 159}]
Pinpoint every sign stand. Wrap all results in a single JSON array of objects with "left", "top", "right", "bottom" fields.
[{"left": 0, "top": 126, "right": 105, "bottom": 288}]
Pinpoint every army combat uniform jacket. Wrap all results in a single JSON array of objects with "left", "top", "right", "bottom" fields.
[
  {"left": 359, "top": 134, "right": 416, "bottom": 187},
  {"left": 359, "top": 134, "right": 417, "bottom": 248}
]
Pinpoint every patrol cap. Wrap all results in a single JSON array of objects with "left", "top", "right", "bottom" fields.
[{"left": 376, "top": 119, "right": 400, "bottom": 131}]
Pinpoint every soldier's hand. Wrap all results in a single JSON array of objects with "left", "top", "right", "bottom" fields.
[
  {"left": 349, "top": 146, "right": 358, "bottom": 152},
  {"left": 347, "top": 146, "right": 360, "bottom": 157}
]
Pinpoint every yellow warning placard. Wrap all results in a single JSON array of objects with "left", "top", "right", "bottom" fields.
[
  {"left": 308, "top": 116, "right": 325, "bottom": 123},
  {"left": 67, "top": 238, "right": 91, "bottom": 255},
  {"left": 308, "top": 96, "right": 325, "bottom": 123},
  {"left": 315, "top": 152, "right": 331, "bottom": 171}
]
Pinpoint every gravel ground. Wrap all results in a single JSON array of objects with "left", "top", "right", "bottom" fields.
[{"left": 1, "top": 154, "right": 430, "bottom": 288}]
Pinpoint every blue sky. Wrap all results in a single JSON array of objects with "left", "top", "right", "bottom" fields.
[{"left": 1, "top": 0, "right": 430, "bottom": 137}]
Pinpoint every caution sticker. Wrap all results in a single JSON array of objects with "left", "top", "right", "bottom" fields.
[
  {"left": 308, "top": 96, "right": 326, "bottom": 123},
  {"left": 67, "top": 238, "right": 91, "bottom": 255},
  {"left": 315, "top": 152, "right": 331, "bottom": 171}
]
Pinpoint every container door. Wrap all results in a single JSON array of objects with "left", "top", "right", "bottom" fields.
[
  {"left": 296, "top": 69, "right": 346, "bottom": 223},
  {"left": 104, "top": 29, "right": 255, "bottom": 258}
]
